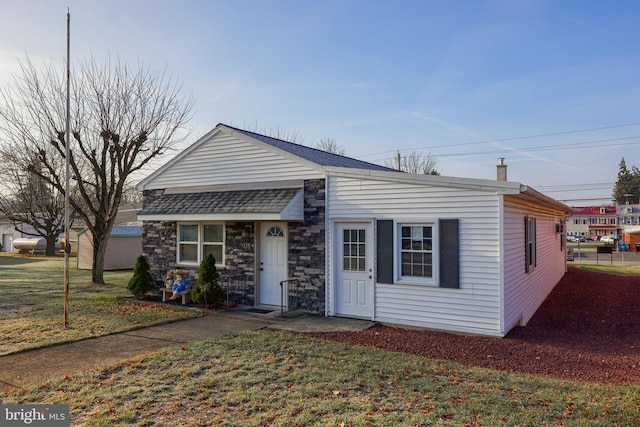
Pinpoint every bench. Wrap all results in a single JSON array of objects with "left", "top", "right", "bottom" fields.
[{"left": 161, "top": 285, "right": 192, "bottom": 305}]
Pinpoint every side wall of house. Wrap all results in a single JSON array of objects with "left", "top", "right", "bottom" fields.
[
  {"left": 502, "top": 196, "right": 567, "bottom": 332},
  {"left": 326, "top": 175, "right": 504, "bottom": 336}
]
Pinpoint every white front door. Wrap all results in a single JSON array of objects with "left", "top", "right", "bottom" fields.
[
  {"left": 259, "top": 222, "right": 287, "bottom": 306},
  {"left": 335, "top": 222, "right": 373, "bottom": 318}
]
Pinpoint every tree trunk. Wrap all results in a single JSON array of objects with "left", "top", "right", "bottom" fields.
[
  {"left": 92, "top": 233, "right": 108, "bottom": 284},
  {"left": 45, "top": 236, "right": 57, "bottom": 256}
]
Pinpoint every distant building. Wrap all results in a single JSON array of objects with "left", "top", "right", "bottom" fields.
[
  {"left": 77, "top": 225, "right": 142, "bottom": 270},
  {"left": 566, "top": 204, "right": 640, "bottom": 239}
]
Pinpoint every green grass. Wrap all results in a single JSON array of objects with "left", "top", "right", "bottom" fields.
[
  {"left": 575, "top": 263, "right": 640, "bottom": 275},
  {"left": 4, "top": 331, "right": 640, "bottom": 426},
  {"left": 2, "top": 253, "right": 639, "bottom": 425},
  {"left": 0, "top": 253, "right": 201, "bottom": 355}
]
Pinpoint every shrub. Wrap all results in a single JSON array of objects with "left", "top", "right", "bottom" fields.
[
  {"left": 127, "top": 255, "right": 155, "bottom": 298},
  {"left": 191, "top": 253, "right": 224, "bottom": 307}
]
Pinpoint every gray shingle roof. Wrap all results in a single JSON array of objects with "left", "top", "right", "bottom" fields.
[
  {"left": 225, "top": 124, "right": 396, "bottom": 172},
  {"left": 138, "top": 188, "right": 301, "bottom": 216}
]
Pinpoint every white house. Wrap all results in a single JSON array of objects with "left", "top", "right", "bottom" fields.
[
  {"left": 0, "top": 220, "right": 35, "bottom": 252},
  {"left": 136, "top": 124, "right": 572, "bottom": 337}
]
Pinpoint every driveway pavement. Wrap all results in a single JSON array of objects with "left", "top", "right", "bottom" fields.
[{"left": 0, "top": 310, "right": 375, "bottom": 391}]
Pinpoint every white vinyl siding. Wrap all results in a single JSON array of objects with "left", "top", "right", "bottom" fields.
[
  {"left": 502, "top": 196, "right": 566, "bottom": 332},
  {"left": 144, "top": 131, "right": 323, "bottom": 190},
  {"left": 326, "top": 175, "right": 504, "bottom": 336}
]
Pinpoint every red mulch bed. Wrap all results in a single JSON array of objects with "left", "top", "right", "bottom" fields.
[{"left": 301, "top": 267, "right": 640, "bottom": 384}]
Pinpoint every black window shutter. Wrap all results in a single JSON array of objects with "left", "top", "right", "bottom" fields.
[
  {"left": 524, "top": 216, "right": 530, "bottom": 273},
  {"left": 439, "top": 218, "right": 460, "bottom": 288},
  {"left": 376, "top": 220, "right": 394, "bottom": 284}
]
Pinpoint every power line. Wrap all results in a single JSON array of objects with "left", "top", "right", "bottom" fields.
[
  {"left": 535, "top": 182, "right": 613, "bottom": 190},
  {"left": 363, "top": 136, "right": 640, "bottom": 163},
  {"left": 432, "top": 136, "right": 640, "bottom": 158},
  {"left": 559, "top": 197, "right": 614, "bottom": 203},
  {"left": 359, "top": 122, "right": 640, "bottom": 158},
  {"left": 542, "top": 187, "right": 612, "bottom": 194}
]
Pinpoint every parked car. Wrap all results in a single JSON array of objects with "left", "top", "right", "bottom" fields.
[
  {"left": 600, "top": 235, "right": 616, "bottom": 244},
  {"left": 567, "top": 235, "right": 578, "bottom": 242},
  {"left": 577, "top": 236, "right": 587, "bottom": 242},
  {"left": 587, "top": 235, "right": 599, "bottom": 241}
]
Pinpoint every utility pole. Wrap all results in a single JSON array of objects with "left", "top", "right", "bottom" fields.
[{"left": 64, "top": 9, "right": 71, "bottom": 328}]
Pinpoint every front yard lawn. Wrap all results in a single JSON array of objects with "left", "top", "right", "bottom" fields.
[
  {"left": 0, "top": 253, "right": 201, "bottom": 356},
  {"left": 4, "top": 330, "right": 640, "bottom": 426}
]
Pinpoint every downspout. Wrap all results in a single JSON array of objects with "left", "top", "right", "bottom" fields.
[
  {"left": 498, "top": 194, "right": 506, "bottom": 336},
  {"left": 497, "top": 159, "right": 507, "bottom": 336}
]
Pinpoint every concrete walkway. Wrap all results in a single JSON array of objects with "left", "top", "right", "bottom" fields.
[{"left": 0, "top": 310, "right": 375, "bottom": 391}]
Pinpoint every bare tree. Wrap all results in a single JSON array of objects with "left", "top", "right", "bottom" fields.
[
  {"left": 0, "top": 57, "right": 194, "bottom": 283},
  {"left": 384, "top": 150, "right": 440, "bottom": 175},
  {"left": 0, "top": 153, "right": 70, "bottom": 255},
  {"left": 244, "top": 122, "right": 305, "bottom": 144},
  {"left": 316, "top": 138, "right": 346, "bottom": 155}
]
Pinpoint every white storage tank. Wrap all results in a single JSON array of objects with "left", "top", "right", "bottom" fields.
[{"left": 12, "top": 237, "right": 61, "bottom": 253}]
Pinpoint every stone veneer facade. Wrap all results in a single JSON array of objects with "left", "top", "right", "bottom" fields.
[
  {"left": 286, "top": 179, "right": 325, "bottom": 313},
  {"left": 141, "top": 178, "right": 326, "bottom": 312}
]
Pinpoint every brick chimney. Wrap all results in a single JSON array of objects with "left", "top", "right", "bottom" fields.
[{"left": 497, "top": 158, "right": 507, "bottom": 181}]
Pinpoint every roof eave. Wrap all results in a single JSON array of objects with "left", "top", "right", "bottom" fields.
[
  {"left": 324, "top": 167, "right": 524, "bottom": 194},
  {"left": 513, "top": 186, "right": 574, "bottom": 214},
  {"left": 137, "top": 212, "right": 303, "bottom": 221}
]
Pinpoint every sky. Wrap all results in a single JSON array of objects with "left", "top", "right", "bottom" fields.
[{"left": 1, "top": 0, "right": 640, "bottom": 206}]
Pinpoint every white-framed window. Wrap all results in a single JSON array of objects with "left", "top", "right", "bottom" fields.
[
  {"left": 343, "top": 228, "right": 366, "bottom": 272},
  {"left": 397, "top": 222, "right": 437, "bottom": 285},
  {"left": 177, "top": 222, "right": 224, "bottom": 267}
]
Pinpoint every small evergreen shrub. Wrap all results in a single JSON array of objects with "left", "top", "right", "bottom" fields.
[
  {"left": 191, "top": 253, "right": 224, "bottom": 307},
  {"left": 127, "top": 255, "right": 155, "bottom": 298}
]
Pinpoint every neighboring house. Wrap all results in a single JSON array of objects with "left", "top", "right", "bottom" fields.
[
  {"left": 0, "top": 223, "right": 20, "bottom": 252},
  {"left": 566, "top": 206, "right": 617, "bottom": 239},
  {"left": 115, "top": 202, "right": 142, "bottom": 226},
  {"left": 0, "top": 220, "right": 35, "bottom": 252},
  {"left": 77, "top": 225, "right": 142, "bottom": 270},
  {"left": 136, "top": 123, "right": 572, "bottom": 337}
]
